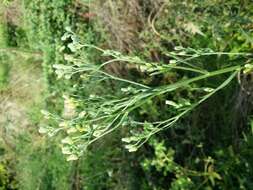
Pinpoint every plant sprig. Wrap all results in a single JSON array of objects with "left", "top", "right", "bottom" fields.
[{"left": 39, "top": 31, "right": 252, "bottom": 159}]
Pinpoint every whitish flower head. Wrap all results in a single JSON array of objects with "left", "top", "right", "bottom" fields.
[
  {"left": 67, "top": 154, "right": 79, "bottom": 161},
  {"left": 61, "top": 137, "right": 73, "bottom": 145}
]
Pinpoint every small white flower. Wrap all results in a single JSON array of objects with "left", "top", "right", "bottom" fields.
[
  {"left": 40, "top": 110, "right": 50, "bottom": 119},
  {"left": 61, "top": 146, "right": 72, "bottom": 155},
  {"left": 203, "top": 88, "right": 214, "bottom": 92},
  {"left": 121, "top": 137, "right": 132, "bottom": 143},
  {"left": 165, "top": 100, "right": 179, "bottom": 107},
  {"left": 61, "top": 137, "right": 73, "bottom": 145},
  {"left": 59, "top": 121, "right": 68, "bottom": 128},
  {"left": 67, "top": 154, "right": 79, "bottom": 161},
  {"left": 78, "top": 111, "right": 86, "bottom": 118},
  {"left": 38, "top": 126, "right": 48, "bottom": 134},
  {"left": 169, "top": 60, "right": 177, "bottom": 64},
  {"left": 93, "top": 130, "right": 103, "bottom": 138},
  {"left": 125, "top": 145, "right": 138, "bottom": 152},
  {"left": 67, "top": 127, "right": 78, "bottom": 134}
]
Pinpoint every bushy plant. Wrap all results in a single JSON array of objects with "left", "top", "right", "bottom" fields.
[{"left": 1, "top": 0, "right": 253, "bottom": 189}]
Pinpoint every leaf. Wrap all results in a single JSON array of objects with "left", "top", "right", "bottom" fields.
[
  {"left": 212, "top": 172, "right": 222, "bottom": 180},
  {"left": 251, "top": 119, "right": 253, "bottom": 135}
]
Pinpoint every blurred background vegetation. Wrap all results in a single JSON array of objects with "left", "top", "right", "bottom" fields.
[{"left": 0, "top": 0, "right": 253, "bottom": 190}]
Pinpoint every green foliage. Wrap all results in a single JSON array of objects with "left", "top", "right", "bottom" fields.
[
  {"left": 141, "top": 139, "right": 223, "bottom": 189},
  {"left": 5, "top": 23, "right": 28, "bottom": 48},
  {"left": 0, "top": 164, "right": 8, "bottom": 190},
  {"left": 0, "top": 22, "right": 7, "bottom": 48},
  {"left": 0, "top": 57, "right": 10, "bottom": 90},
  {"left": 0, "top": 162, "right": 17, "bottom": 190},
  {"left": 15, "top": 135, "right": 72, "bottom": 190}
]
